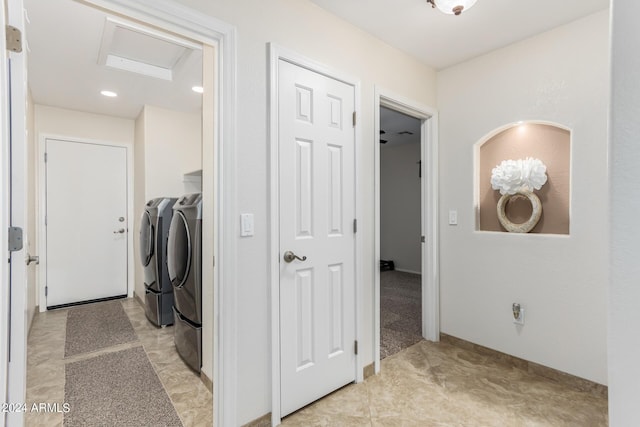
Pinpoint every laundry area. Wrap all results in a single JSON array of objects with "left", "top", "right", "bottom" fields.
[{"left": 22, "top": 0, "right": 213, "bottom": 424}]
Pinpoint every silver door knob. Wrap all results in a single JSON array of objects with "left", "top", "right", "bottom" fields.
[
  {"left": 283, "top": 251, "right": 307, "bottom": 263},
  {"left": 113, "top": 228, "right": 126, "bottom": 234}
]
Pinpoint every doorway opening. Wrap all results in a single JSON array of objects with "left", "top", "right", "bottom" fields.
[
  {"left": 24, "top": 0, "right": 219, "bottom": 424},
  {"left": 379, "top": 106, "right": 423, "bottom": 359},
  {"left": 374, "top": 92, "right": 439, "bottom": 373}
]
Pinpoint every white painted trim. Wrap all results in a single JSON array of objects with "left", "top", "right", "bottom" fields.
[
  {"left": 55, "top": 2, "right": 237, "bottom": 426},
  {"left": 0, "top": 1, "right": 11, "bottom": 422},
  {"left": 38, "top": 135, "right": 134, "bottom": 309},
  {"left": 6, "top": 1, "right": 28, "bottom": 425},
  {"left": 269, "top": 43, "right": 362, "bottom": 426},
  {"left": 374, "top": 87, "right": 440, "bottom": 374}
]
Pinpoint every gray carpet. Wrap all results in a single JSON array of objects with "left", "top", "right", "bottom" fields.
[
  {"left": 380, "top": 270, "right": 423, "bottom": 359},
  {"left": 64, "top": 300, "right": 138, "bottom": 357},
  {"left": 64, "top": 346, "right": 182, "bottom": 427}
]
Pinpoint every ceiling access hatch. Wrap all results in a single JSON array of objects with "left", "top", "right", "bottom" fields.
[{"left": 97, "top": 17, "right": 201, "bottom": 81}]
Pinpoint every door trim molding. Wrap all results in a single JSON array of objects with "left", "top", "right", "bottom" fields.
[
  {"left": 38, "top": 135, "right": 134, "bottom": 309},
  {"left": 5, "top": 2, "right": 27, "bottom": 424},
  {"left": 268, "top": 43, "right": 362, "bottom": 425},
  {"left": 373, "top": 87, "right": 440, "bottom": 374},
  {"left": 43, "top": 2, "right": 238, "bottom": 426},
  {"left": 0, "top": 1, "right": 10, "bottom": 417}
]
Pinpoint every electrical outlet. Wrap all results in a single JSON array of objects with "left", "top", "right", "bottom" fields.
[{"left": 513, "top": 307, "right": 525, "bottom": 325}]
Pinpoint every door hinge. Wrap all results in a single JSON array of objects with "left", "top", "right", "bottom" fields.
[
  {"left": 5, "top": 25, "right": 22, "bottom": 53},
  {"left": 45, "top": 286, "right": 48, "bottom": 297},
  {"left": 44, "top": 152, "right": 48, "bottom": 162},
  {"left": 421, "top": 235, "right": 425, "bottom": 243},
  {"left": 45, "top": 215, "right": 47, "bottom": 226},
  {"left": 212, "top": 256, "right": 215, "bottom": 267},
  {"left": 354, "top": 340, "right": 358, "bottom": 355},
  {"left": 352, "top": 111, "right": 356, "bottom": 127},
  {"left": 353, "top": 219, "right": 357, "bottom": 233},
  {"left": 8, "top": 227, "right": 23, "bottom": 252}
]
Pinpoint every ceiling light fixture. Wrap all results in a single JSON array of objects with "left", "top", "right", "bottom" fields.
[
  {"left": 427, "top": 0, "right": 477, "bottom": 15},
  {"left": 100, "top": 90, "right": 118, "bottom": 97},
  {"left": 191, "top": 86, "right": 204, "bottom": 94}
]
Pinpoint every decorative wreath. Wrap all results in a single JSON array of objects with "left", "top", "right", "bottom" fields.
[{"left": 490, "top": 158, "right": 547, "bottom": 233}]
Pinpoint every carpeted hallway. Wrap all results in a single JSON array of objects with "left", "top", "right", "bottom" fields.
[
  {"left": 380, "top": 270, "right": 423, "bottom": 359},
  {"left": 25, "top": 298, "right": 212, "bottom": 426}
]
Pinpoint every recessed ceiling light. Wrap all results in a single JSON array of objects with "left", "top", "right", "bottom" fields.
[
  {"left": 192, "top": 86, "right": 204, "bottom": 94},
  {"left": 101, "top": 90, "right": 118, "bottom": 97}
]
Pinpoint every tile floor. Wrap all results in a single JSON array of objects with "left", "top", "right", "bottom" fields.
[
  {"left": 26, "top": 298, "right": 608, "bottom": 426},
  {"left": 281, "top": 340, "right": 608, "bottom": 426},
  {"left": 25, "top": 298, "right": 212, "bottom": 427}
]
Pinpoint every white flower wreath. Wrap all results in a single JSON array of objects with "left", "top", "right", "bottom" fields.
[{"left": 490, "top": 157, "right": 548, "bottom": 196}]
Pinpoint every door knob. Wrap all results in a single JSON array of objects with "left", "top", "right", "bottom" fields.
[
  {"left": 283, "top": 251, "right": 307, "bottom": 263},
  {"left": 26, "top": 254, "right": 39, "bottom": 265},
  {"left": 113, "top": 228, "right": 126, "bottom": 234}
]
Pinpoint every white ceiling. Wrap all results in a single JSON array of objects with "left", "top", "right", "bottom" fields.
[
  {"left": 310, "top": 0, "right": 610, "bottom": 70},
  {"left": 24, "top": 0, "right": 609, "bottom": 119},
  {"left": 24, "top": 0, "right": 203, "bottom": 119}
]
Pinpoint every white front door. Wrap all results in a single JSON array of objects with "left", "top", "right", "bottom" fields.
[
  {"left": 278, "top": 59, "right": 357, "bottom": 416},
  {"left": 45, "top": 138, "right": 128, "bottom": 307}
]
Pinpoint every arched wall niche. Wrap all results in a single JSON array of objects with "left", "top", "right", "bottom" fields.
[{"left": 475, "top": 122, "right": 571, "bottom": 235}]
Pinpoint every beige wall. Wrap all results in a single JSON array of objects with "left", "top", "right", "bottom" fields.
[
  {"left": 478, "top": 123, "right": 571, "bottom": 234},
  {"left": 34, "top": 105, "right": 134, "bottom": 144},
  {"left": 437, "top": 10, "right": 609, "bottom": 385},
  {"left": 140, "top": 105, "right": 202, "bottom": 200},
  {"left": 133, "top": 109, "right": 147, "bottom": 302},
  {"left": 380, "top": 142, "right": 422, "bottom": 273},
  {"left": 174, "top": 0, "right": 438, "bottom": 422}
]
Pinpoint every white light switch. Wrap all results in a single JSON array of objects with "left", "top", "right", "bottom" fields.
[
  {"left": 240, "top": 213, "right": 254, "bottom": 237},
  {"left": 448, "top": 210, "right": 458, "bottom": 225}
]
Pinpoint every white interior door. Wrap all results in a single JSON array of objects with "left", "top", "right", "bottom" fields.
[
  {"left": 278, "top": 59, "right": 357, "bottom": 417},
  {"left": 3, "top": 0, "right": 27, "bottom": 425},
  {"left": 45, "top": 138, "right": 128, "bottom": 307},
  {"left": 0, "top": 2, "right": 11, "bottom": 421}
]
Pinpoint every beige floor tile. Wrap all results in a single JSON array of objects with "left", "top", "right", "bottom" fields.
[{"left": 282, "top": 340, "right": 607, "bottom": 427}]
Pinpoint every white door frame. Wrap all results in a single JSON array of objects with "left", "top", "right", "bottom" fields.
[
  {"left": 374, "top": 88, "right": 439, "bottom": 373},
  {"left": 26, "top": 1, "right": 237, "bottom": 426},
  {"left": 0, "top": 1, "right": 9, "bottom": 419},
  {"left": 38, "top": 135, "right": 134, "bottom": 309},
  {"left": 269, "top": 43, "right": 363, "bottom": 425},
  {"left": 4, "top": 0, "right": 28, "bottom": 425}
]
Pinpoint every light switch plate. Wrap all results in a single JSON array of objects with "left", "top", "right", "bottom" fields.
[
  {"left": 240, "top": 213, "right": 254, "bottom": 237},
  {"left": 448, "top": 210, "right": 458, "bottom": 225}
]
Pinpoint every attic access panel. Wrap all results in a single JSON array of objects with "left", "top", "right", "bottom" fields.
[{"left": 98, "top": 17, "right": 201, "bottom": 81}]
